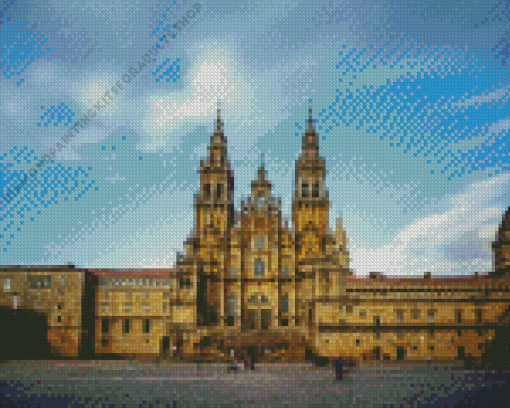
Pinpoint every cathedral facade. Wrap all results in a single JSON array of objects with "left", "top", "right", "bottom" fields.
[{"left": 1, "top": 109, "right": 510, "bottom": 365}]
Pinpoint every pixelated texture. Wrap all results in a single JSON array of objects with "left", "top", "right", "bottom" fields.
[
  {"left": 0, "top": 18, "right": 50, "bottom": 85},
  {"left": 1, "top": 1, "right": 510, "bottom": 407},
  {"left": 154, "top": 58, "right": 181, "bottom": 83},
  {"left": 37, "top": 103, "right": 75, "bottom": 127}
]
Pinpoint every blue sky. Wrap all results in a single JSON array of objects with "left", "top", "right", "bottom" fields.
[{"left": 0, "top": 0, "right": 509, "bottom": 276}]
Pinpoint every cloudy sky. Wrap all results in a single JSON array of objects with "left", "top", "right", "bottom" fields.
[{"left": 0, "top": 0, "right": 509, "bottom": 276}]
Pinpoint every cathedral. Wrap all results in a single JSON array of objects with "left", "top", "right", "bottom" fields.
[
  {"left": 181, "top": 107, "right": 352, "bottom": 332},
  {"left": 1, "top": 108, "right": 509, "bottom": 366}
]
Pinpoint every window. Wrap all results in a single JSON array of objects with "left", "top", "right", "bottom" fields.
[
  {"left": 216, "top": 184, "right": 222, "bottom": 199},
  {"left": 356, "top": 339, "right": 360, "bottom": 345},
  {"left": 204, "top": 183, "right": 211, "bottom": 197},
  {"left": 359, "top": 310, "right": 366, "bottom": 318},
  {"left": 427, "top": 310, "right": 435, "bottom": 323},
  {"left": 281, "top": 295, "right": 289, "bottom": 313},
  {"left": 102, "top": 319, "right": 109, "bottom": 334},
  {"left": 412, "top": 309, "right": 420, "bottom": 319},
  {"left": 254, "top": 259, "right": 265, "bottom": 277},
  {"left": 230, "top": 265, "right": 238, "bottom": 276},
  {"left": 228, "top": 294, "right": 235, "bottom": 316},
  {"left": 163, "top": 292, "right": 170, "bottom": 299},
  {"left": 455, "top": 309, "right": 462, "bottom": 323},
  {"left": 282, "top": 265, "right": 289, "bottom": 275},
  {"left": 57, "top": 316, "right": 62, "bottom": 323},
  {"left": 254, "top": 237, "right": 265, "bottom": 251},
  {"left": 261, "top": 295, "right": 269, "bottom": 303},
  {"left": 144, "top": 319, "right": 150, "bottom": 334},
  {"left": 397, "top": 310, "right": 404, "bottom": 323},
  {"left": 124, "top": 319, "right": 130, "bottom": 334},
  {"left": 374, "top": 316, "right": 380, "bottom": 326},
  {"left": 312, "top": 183, "right": 320, "bottom": 197},
  {"left": 476, "top": 309, "right": 482, "bottom": 323},
  {"left": 301, "top": 183, "right": 309, "bottom": 198},
  {"left": 104, "top": 291, "right": 109, "bottom": 300},
  {"left": 30, "top": 275, "right": 51, "bottom": 289},
  {"left": 249, "top": 295, "right": 258, "bottom": 303},
  {"left": 3, "top": 278, "right": 10, "bottom": 291},
  {"left": 58, "top": 304, "right": 62, "bottom": 310},
  {"left": 179, "top": 278, "right": 192, "bottom": 289},
  {"left": 61, "top": 275, "right": 65, "bottom": 285}
]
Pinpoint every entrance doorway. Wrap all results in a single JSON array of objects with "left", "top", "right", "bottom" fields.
[
  {"left": 397, "top": 346, "right": 405, "bottom": 360},
  {"left": 162, "top": 336, "right": 170, "bottom": 355},
  {"left": 374, "top": 346, "right": 381, "bottom": 361},
  {"left": 0, "top": 307, "right": 54, "bottom": 360},
  {"left": 247, "top": 309, "right": 257, "bottom": 330},
  {"left": 458, "top": 346, "right": 465, "bottom": 359},
  {"left": 261, "top": 309, "right": 271, "bottom": 330},
  {"left": 245, "top": 309, "right": 272, "bottom": 330}
]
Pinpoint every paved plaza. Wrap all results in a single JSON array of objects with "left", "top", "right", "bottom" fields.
[{"left": 1, "top": 360, "right": 509, "bottom": 407}]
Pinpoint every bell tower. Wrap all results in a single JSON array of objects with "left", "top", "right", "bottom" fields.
[
  {"left": 194, "top": 107, "right": 235, "bottom": 326},
  {"left": 492, "top": 207, "right": 510, "bottom": 277},
  {"left": 292, "top": 106, "right": 330, "bottom": 266},
  {"left": 291, "top": 104, "right": 330, "bottom": 327}
]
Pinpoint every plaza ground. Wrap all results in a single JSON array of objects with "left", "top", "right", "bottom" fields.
[{"left": 1, "top": 360, "right": 509, "bottom": 407}]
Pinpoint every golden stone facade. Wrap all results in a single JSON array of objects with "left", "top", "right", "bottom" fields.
[{"left": 1, "top": 109, "right": 510, "bottom": 365}]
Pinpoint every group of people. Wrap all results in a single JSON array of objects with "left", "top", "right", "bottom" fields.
[
  {"left": 228, "top": 349, "right": 346, "bottom": 381},
  {"left": 229, "top": 349, "right": 256, "bottom": 372}
]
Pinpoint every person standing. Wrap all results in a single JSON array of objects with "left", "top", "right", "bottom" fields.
[
  {"left": 229, "top": 349, "right": 238, "bottom": 372},
  {"left": 335, "top": 358, "right": 343, "bottom": 380}
]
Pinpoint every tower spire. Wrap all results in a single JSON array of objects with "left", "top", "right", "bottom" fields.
[
  {"left": 216, "top": 100, "right": 223, "bottom": 133},
  {"left": 258, "top": 153, "right": 267, "bottom": 182},
  {"left": 308, "top": 100, "right": 313, "bottom": 130},
  {"left": 302, "top": 100, "right": 319, "bottom": 154}
]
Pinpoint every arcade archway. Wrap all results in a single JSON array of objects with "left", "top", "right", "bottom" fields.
[{"left": 0, "top": 307, "right": 54, "bottom": 360}]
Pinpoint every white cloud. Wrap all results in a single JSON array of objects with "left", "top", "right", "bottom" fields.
[
  {"left": 349, "top": 173, "right": 510, "bottom": 276},
  {"left": 105, "top": 174, "right": 126, "bottom": 184},
  {"left": 142, "top": 44, "right": 249, "bottom": 151},
  {"left": 450, "top": 85, "right": 510, "bottom": 109}
]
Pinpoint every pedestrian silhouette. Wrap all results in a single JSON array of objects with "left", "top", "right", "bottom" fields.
[{"left": 335, "top": 358, "right": 343, "bottom": 380}]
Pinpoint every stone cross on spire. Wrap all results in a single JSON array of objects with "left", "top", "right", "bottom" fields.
[
  {"left": 257, "top": 153, "right": 267, "bottom": 182},
  {"left": 216, "top": 99, "right": 223, "bottom": 133},
  {"left": 308, "top": 99, "right": 313, "bottom": 130}
]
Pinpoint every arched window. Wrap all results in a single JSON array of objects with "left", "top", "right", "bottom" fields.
[
  {"left": 301, "top": 183, "right": 309, "bottom": 198},
  {"left": 254, "top": 259, "right": 265, "bottom": 277},
  {"left": 254, "top": 237, "right": 265, "bottom": 251},
  {"left": 228, "top": 294, "right": 235, "bottom": 316},
  {"left": 312, "top": 183, "right": 320, "bottom": 197},
  {"left": 281, "top": 295, "right": 289, "bottom": 313}
]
